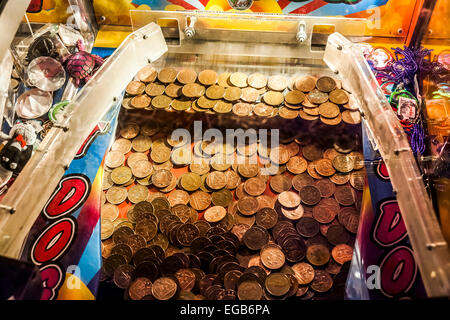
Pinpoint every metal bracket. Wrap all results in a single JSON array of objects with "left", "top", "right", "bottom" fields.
[
  {"left": 0, "top": 205, "right": 15, "bottom": 215},
  {"left": 296, "top": 21, "right": 307, "bottom": 44},
  {"left": 184, "top": 16, "right": 197, "bottom": 40}
]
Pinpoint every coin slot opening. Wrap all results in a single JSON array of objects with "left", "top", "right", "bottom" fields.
[
  {"left": 311, "top": 25, "right": 336, "bottom": 52},
  {"left": 156, "top": 18, "right": 180, "bottom": 46}
]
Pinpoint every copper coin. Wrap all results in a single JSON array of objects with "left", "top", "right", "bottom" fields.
[
  {"left": 265, "top": 273, "right": 291, "bottom": 297},
  {"left": 237, "top": 164, "right": 260, "bottom": 178},
  {"left": 329, "top": 89, "right": 349, "bottom": 105},
  {"left": 350, "top": 170, "right": 365, "bottom": 191},
  {"left": 342, "top": 110, "right": 361, "bottom": 125},
  {"left": 269, "top": 174, "right": 291, "bottom": 193},
  {"left": 168, "top": 190, "right": 190, "bottom": 206},
  {"left": 263, "top": 91, "right": 284, "bottom": 106},
  {"left": 120, "top": 122, "right": 140, "bottom": 139},
  {"left": 269, "top": 146, "right": 291, "bottom": 166},
  {"left": 281, "top": 204, "right": 304, "bottom": 221},
  {"left": 268, "top": 75, "right": 288, "bottom": 91},
  {"left": 218, "top": 72, "right": 231, "bottom": 87},
  {"left": 197, "top": 96, "right": 217, "bottom": 109},
  {"left": 284, "top": 101, "right": 303, "bottom": 110},
  {"left": 206, "top": 171, "right": 227, "bottom": 190},
  {"left": 111, "top": 243, "right": 133, "bottom": 263},
  {"left": 350, "top": 151, "right": 365, "bottom": 170},
  {"left": 299, "top": 185, "right": 321, "bottom": 206},
  {"left": 314, "top": 179, "right": 336, "bottom": 197},
  {"left": 130, "top": 94, "right": 151, "bottom": 109},
  {"left": 278, "top": 107, "right": 298, "bottom": 119},
  {"left": 316, "top": 76, "right": 336, "bottom": 93},
  {"left": 152, "top": 277, "right": 178, "bottom": 300},
  {"left": 135, "top": 219, "right": 157, "bottom": 241},
  {"left": 204, "top": 206, "right": 226, "bottom": 223},
  {"left": 127, "top": 234, "right": 147, "bottom": 254},
  {"left": 334, "top": 185, "right": 356, "bottom": 206},
  {"left": 307, "top": 89, "right": 328, "bottom": 104},
  {"left": 302, "top": 144, "right": 323, "bottom": 161},
  {"left": 223, "top": 87, "right": 242, "bottom": 101},
  {"left": 303, "top": 106, "right": 319, "bottom": 116},
  {"left": 145, "top": 83, "right": 165, "bottom": 96},
  {"left": 257, "top": 195, "right": 276, "bottom": 209},
  {"left": 306, "top": 244, "right": 330, "bottom": 266},
  {"left": 325, "top": 260, "right": 342, "bottom": 275},
  {"left": 105, "top": 150, "right": 125, "bottom": 168},
  {"left": 126, "top": 81, "right": 145, "bottom": 96},
  {"left": 285, "top": 90, "right": 305, "bottom": 105},
  {"left": 180, "top": 172, "right": 202, "bottom": 192},
  {"left": 338, "top": 207, "right": 360, "bottom": 233},
  {"left": 294, "top": 76, "right": 316, "bottom": 92},
  {"left": 229, "top": 72, "right": 248, "bottom": 88},
  {"left": 318, "top": 102, "right": 340, "bottom": 119},
  {"left": 239, "top": 87, "right": 259, "bottom": 103},
  {"left": 243, "top": 226, "right": 269, "bottom": 250},
  {"left": 129, "top": 277, "right": 153, "bottom": 300},
  {"left": 330, "top": 173, "right": 350, "bottom": 185},
  {"left": 320, "top": 114, "right": 342, "bottom": 127},
  {"left": 296, "top": 217, "right": 319, "bottom": 237},
  {"left": 278, "top": 191, "right": 301, "bottom": 208},
  {"left": 106, "top": 186, "right": 128, "bottom": 205},
  {"left": 323, "top": 148, "right": 341, "bottom": 161},
  {"left": 292, "top": 173, "right": 314, "bottom": 191},
  {"left": 244, "top": 177, "right": 267, "bottom": 196},
  {"left": 232, "top": 102, "right": 252, "bottom": 116},
  {"left": 112, "top": 138, "right": 132, "bottom": 154},
  {"left": 248, "top": 73, "right": 267, "bottom": 89},
  {"left": 310, "top": 270, "right": 333, "bottom": 292},
  {"left": 237, "top": 281, "right": 263, "bottom": 300},
  {"left": 292, "top": 262, "right": 315, "bottom": 285},
  {"left": 151, "top": 95, "right": 172, "bottom": 109},
  {"left": 158, "top": 67, "right": 177, "bottom": 84},
  {"left": 331, "top": 244, "right": 353, "bottom": 264},
  {"left": 312, "top": 198, "right": 340, "bottom": 224},
  {"left": 103, "top": 253, "right": 126, "bottom": 276},
  {"left": 177, "top": 68, "right": 197, "bottom": 84},
  {"left": 198, "top": 69, "right": 218, "bottom": 86},
  {"left": 225, "top": 170, "right": 241, "bottom": 189},
  {"left": 182, "top": 83, "right": 205, "bottom": 98},
  {"left": 151, "top": 169, "right": 173, "bottom": 188},
  {"left": 121, "top": 97, "right": 132, "bottom": 109},
  {"left": 302, "top": 96, "right": 317, "bottom": 108},
  {"left": 326, "top": 225, "right": 350, "bottom": 245},
  {"left": 172, "top": 98, "right": 192, "bottom": 111},
  {"left": 174, "top": 269, "right": 196, "bottom": 291},
  {"left": 128, "top": 184, "right": 149, "bottom": 203},
  {"left": 211, "top": 189, "right": 233, "bottom": 207},
  {"left": 298, "top": 110, "right": 319, "bottom": 121},
  {"left": 255, "top": 208, "right": 278, "bottom": 229},
  {"left": 253, "top": 103, "right": 274, "bottom": 117},
  {"left": 205, "top": 85, "right": 225, "bottom": 100},
  {"left": 165, "top": 83, "right": 182, "bottom": 98},
  {"left": 332, "top": 155, "right": 354, "bottom": 173},
  {"left": 260, "top": 244, "right": 285, "bottom": 270},
  {"left": 307, "top": 162, "right": 322, "bottom": 180},
  {"left": 286, "top": 156, "right": 308, "bottom": 174},
  {"left": 113, "top": 264, "right": 135, "bottom": 289},
  {"left": 237, "top": 196, "right": 259, "bottom": 216},
  {"left": 176, "top": 223, "right": 200, "bottom": 246},
  {"left": 137, "top": 66, "right": 157, "bottom": 83}
]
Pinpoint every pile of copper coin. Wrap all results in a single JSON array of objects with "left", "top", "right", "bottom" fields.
[
  {"left": 100, "top": 110, "right": 365, "bottom": 300},
  {"left": 122, "top": 66, "right": 361, "bottom": 126}
]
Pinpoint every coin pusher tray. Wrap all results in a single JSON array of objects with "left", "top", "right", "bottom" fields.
[{"left": 0, "top": 11, "right": 448, "bottom": 298}]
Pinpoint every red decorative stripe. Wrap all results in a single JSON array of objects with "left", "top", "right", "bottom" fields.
[
  {"left": 290, "top": 0, "right": 328, "bottom": 14},
  {"left": 199, "top": 0, "right": 209, "bottom": 7},
  {"left": 277, "top": 0, "right": 291, "bottom": 10},
  {"left": 167, "top": 0, "right": 198, "bottom": 10}
]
